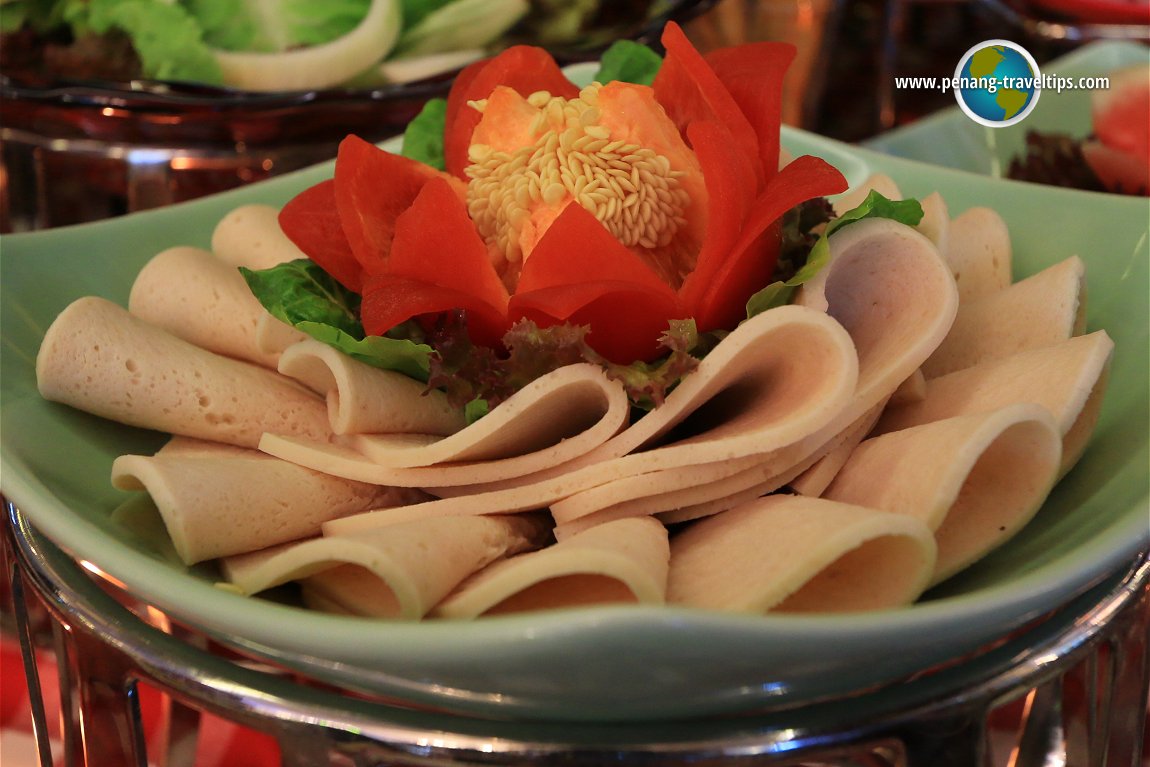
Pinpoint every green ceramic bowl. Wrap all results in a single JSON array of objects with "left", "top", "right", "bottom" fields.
[{"left": 2, "top": 126, "right": 1147, "bottom": 722}]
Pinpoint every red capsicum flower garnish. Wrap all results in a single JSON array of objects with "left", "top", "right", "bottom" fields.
[{"left": 279, "top": 22, "right": 847, "bottom": 363}]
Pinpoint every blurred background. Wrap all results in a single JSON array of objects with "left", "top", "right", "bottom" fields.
[{"left": 0, "top": 0, "right": 1146, "bottom": 232}]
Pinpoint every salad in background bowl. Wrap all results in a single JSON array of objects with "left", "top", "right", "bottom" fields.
[
  {"left": 1, "top": 0, "right": 709, "bottom": 90},
  {"left": 864, "top": 40, "right": 1150, "bottom": 195},
  {"left": 1009, "top": 61, "right": 1149, "bottom": 194},
  {"left": 0, "top": 0, "right": 716, "bottom": 231}
]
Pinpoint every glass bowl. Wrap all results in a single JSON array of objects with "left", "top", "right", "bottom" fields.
[{"left": 0, "top": 0, "right": 717, "bottom": 232}]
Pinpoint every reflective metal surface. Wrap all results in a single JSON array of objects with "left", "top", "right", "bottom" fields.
[
  {"left": 4, "top": 500, "right": 1147, "bottom": 766},
  {"left": 975, "top": 0, "right": 1150, "bottom": 43}
]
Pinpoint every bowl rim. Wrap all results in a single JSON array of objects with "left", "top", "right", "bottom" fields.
[{"left": 1, "top": 120, "right": 1146, "bottom": 721}]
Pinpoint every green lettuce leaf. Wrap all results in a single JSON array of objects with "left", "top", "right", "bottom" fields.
[
  {"left": 593, "top": 39, "right": 662, "bottom": 86},
  {"left": 463, "top": 398, "right": 489, "bottom": 424},
  {"left": 241, "top": 259, "right": 361, "bottom": 334},
  {"left": 186, "top": 0, "right": 373, "bottom": 54},
  {"left": 401, "top": 97, "right": 447, "bottom": 170},
  {"left": 514, "top": 0, "right": 599, "bottom": 45},
  {"left": 77, "top": 0, "right": 222, "bottom": 83},
  {"left": 296, "top": 322, "right": 432, "bottom": 381},
  {"left": 241, "top": 259, "right": 433, "bottom": 380},
  {"left": 394, "top": 0, "right": 527, "bottom": 57},
  {"left": 1, "top": 1, "right": 28, "bottom": 33},
  {"left": 746, "top": 191, "right": 925, "bottom": 317},
  {"left": 399, "top": 0, "right": 453, "bottom": 28}
]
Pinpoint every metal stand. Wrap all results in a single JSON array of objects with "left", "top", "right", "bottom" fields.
[{"left": 4, "top": 500, "right": 1148, "bottom": 766}]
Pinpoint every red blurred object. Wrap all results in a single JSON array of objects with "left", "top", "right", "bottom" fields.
[
  {"left": 1, "top": 637, "right": 281, "bottom": 766},
  {"left": 1086, "top": 62, "right": 1150, "bottom": 194},
  {"left": 1026, "top": 0, "right": 1150, "bottom": 24}
]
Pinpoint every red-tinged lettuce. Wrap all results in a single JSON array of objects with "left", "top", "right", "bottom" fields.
[{"left": 425, "top": 313, "right": 707, "bottom": 413}]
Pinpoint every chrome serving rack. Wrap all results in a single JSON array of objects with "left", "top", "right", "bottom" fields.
[{"left": 3, "top": 500, "right": 1148, "bottom": 767}]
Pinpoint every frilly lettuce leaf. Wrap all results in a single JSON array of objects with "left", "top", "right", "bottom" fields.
[
  {"left": 425, "top": 313, "right": 703, "bottom": 414},
  {"left": 601, "top": 319, "right": 704, "bottom": 410},
  {"left": 70, "top": 0, "right": 223, "bottom": 83}
]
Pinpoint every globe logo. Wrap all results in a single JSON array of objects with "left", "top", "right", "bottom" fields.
[{"left": 954, "top": 40, "right": 1042, "bottom": 128}]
